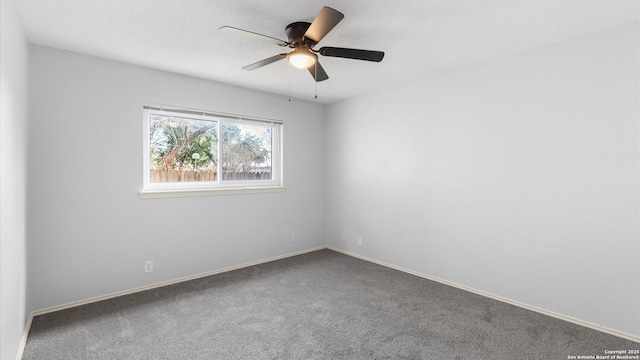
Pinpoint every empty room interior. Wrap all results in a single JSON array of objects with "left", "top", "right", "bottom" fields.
[{"left": 1, "top": 0, "right": 639, "bottom": 359}]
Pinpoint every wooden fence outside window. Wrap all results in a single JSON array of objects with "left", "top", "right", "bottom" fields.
[{"left": 150, "top": 169, "right": 271, "bottom": 182}]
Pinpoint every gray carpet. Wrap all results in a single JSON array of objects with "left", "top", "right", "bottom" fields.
[{"left": 22, "top": 249, "right": 638, "bottom": 359}]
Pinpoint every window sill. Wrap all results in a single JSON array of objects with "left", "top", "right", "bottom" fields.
[{"left": 139, "top": 186, "right": 286, "bottom": 199}]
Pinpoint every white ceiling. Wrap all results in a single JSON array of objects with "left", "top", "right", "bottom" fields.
[{"left": 13, "top": 0, "right": 639, "bottom": 103}]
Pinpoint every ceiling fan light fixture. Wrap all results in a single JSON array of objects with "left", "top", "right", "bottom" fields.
[{"left": 288, "top": 48, "right": 317, "bottom": 69}]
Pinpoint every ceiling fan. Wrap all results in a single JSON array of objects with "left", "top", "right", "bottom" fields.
[{"left": 220, "top": 6, "right": 384, "bottom": 82}]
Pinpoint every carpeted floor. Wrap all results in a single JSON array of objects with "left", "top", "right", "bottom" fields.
[{"left": 22, "top": 249, "right": 638, "bottom": 359}]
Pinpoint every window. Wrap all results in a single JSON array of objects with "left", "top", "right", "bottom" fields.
[{"left": 140, "top": 105, "right": 283, "bottom": 198}]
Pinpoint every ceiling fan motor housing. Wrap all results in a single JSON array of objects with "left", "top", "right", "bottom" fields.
[{"left": 285, "top": 22, "right": 313, "bottom": 47}]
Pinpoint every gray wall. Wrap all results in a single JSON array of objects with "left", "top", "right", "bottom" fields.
[
  {"left": 0, "top": 0, "right": 29, "bottom": 358},
  {"left": 27, "top": 46, "right": 326, "bottom": 313},
  {"left": 325, "top": 22, "right": 640, "bottom": 337}
]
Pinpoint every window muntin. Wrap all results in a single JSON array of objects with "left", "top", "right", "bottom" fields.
[{"left": 142, "top": 106, "right": 282, "bottom": 193}]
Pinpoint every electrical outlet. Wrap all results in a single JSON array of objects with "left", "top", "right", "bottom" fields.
[
  {"left": 144, "top": 260, "right": 153, "bottom": 273},
  {"left": 291, "top": 233, "right": 296, "bottom": 242},
  {"left": 342, "top": 232, "right": 347, "bottom": 242},
  {"left": 357, "top": 237, "right": 362, "bottom": 246}
]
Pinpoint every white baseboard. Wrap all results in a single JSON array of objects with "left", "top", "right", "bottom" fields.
[
  {"left": 327, "top": 246, "right": 640, "bottom": 344},
  {"left": 16, "top": 246, "right": 325, "bottom": 359},
  {"left": 15, "top": 314, "right": 33, "bottom": 360}
]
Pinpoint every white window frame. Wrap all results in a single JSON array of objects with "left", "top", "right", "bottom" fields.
[{"left": 139, "top": 105, "right": 284, "bottom": 199}]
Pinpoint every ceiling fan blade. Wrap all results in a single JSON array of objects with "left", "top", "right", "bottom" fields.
[
  {"left": 308, "top": 62, "right": 329, "bottom": 82},
  {"left": 319, "top": 47, "right": 385, "bottom": 62},
  {"left": 303, "top": 7, "right": 344, "bottom": 44},
  {"left": 219, "top": 26, "right": 288, "bottom": 47},
  {"left": 242, "top": 54, "right": 287, "bottom": 71}
]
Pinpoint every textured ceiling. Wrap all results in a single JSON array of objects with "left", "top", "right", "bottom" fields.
[{"left": 13, "top": 0, "right": 640, "bottom": 103}]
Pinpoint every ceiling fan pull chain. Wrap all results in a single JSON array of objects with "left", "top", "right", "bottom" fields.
[
  {"left": 288, "top": 61, "right": 291, "bottom": 102},
  {"left": 315, "top": 64, "right": 318, "bottom": 100}
]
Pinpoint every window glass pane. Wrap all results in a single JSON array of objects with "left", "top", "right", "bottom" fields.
[
  {"left": 149, "top": 114, "right": 218, "bottom": 183},
  {"left": 222, "top": 123, "right": 273, "bottom": 181}
]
